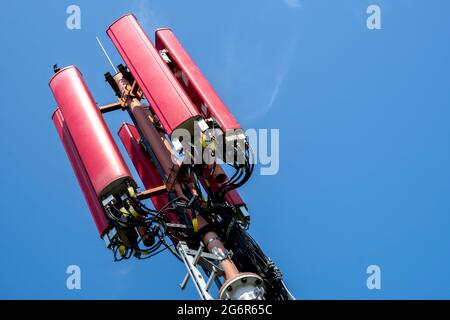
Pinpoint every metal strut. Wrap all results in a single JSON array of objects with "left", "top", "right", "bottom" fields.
[{"left": 177, "top": 241, "right": 224, "bottom": 300}]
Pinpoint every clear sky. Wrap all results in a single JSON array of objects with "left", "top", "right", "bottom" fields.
[{"left": 1, "top": 0, "right": 450, "bottom": 299}]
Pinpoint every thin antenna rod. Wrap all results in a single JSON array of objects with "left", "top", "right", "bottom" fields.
[{"left": 96, "top": 36, "right": 117, "bottom": 73}]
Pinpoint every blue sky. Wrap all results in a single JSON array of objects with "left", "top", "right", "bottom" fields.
[{"left": 1, "top": 0, "right": 450, "bottom": 299}]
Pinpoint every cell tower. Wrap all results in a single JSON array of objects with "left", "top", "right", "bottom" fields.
[{"left": 50, "top": 14, "right": 293, "bottom": 300}]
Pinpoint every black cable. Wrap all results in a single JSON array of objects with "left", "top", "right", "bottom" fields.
[
  {"left": 137, "top": 245, "right": 169, "bottom": 260},
  {"left": 158, "top": 235, "right": 183, "bottom": 262}
]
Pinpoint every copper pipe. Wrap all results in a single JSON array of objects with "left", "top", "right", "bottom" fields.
[
  {"left": 197, "top": 215, "right": 239, "bottom": 280},
  {"left": 113, "top": 73, "right": 190, "bottom": 219},
  {"left": 184, "top": 174, "right": 239, "bottom": 280},
  {"left": 113, "top": 71, "right": 241, "bottom": 282},
  {"left": 113, "top": 73, "right": 176, "bottom": 177}
]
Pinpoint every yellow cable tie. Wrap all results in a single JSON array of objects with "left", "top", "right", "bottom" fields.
[
  {"left": 128, "top": 186, "right": 136, "bottom": 198},
  {"left": 192, "top": 217, "right": 199, "bottom": 233}
]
